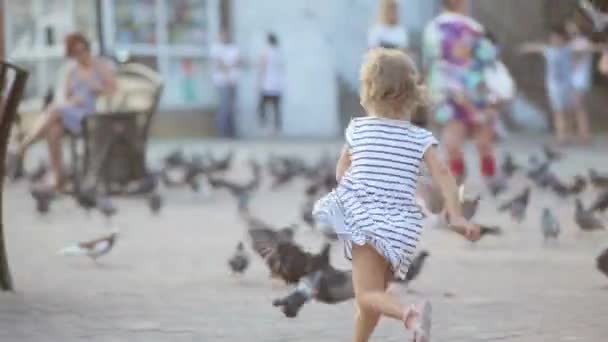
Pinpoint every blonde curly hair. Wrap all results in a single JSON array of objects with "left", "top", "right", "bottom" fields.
[{"left": 360, "top": 48, "right": 425, "bottom": 120}]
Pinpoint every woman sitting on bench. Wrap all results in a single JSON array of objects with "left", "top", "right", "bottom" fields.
[{"left": 15, "top": 32, "right": 117, "bottom": 191}]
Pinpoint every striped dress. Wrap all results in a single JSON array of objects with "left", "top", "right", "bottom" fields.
[{"left": 313, "top": 116, "right": 437, "bottom": 279}]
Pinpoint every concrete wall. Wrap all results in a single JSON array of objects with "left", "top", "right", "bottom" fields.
[{"left": 231, "top": 0, "right": 438, "bottom": 138}]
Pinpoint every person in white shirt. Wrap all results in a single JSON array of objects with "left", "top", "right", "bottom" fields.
[
  {"left": 258, "top": 33, "right": 285, "bottom": 135},
  {"left": 566, "top": 20, "right": 592, "bottom": 144},
  {"left": 210, "top": 30, "right": 241, "bottom": 138},
  {"left": 367, "top": 0, "right": 409, "bottom": 51}
]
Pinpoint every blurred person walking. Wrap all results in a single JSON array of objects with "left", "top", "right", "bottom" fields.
[
  {"left": 566, "top": 20, "right": 593, "bottom": 144},
  {"left": 257, "top": 32, "right": 285, "bottom": 136},
  {"left": 423, "top": 0, "right": 499, "bottom": 186},
  {"left": 368, "top": 0, "right": 409, "bottom": 52},
  {"left": 210, "top": 30, "right": 241, "bottom": 138},
  {"left": 519, "top": 26, "right": 572, "bottom": 144}
]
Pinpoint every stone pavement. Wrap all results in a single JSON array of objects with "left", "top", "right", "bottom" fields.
[{"left": 1, "top": 136, "right": 608, "bottom": 341}]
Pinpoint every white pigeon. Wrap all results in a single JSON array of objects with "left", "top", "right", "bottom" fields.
[{"left": 58, "top": 231, "right": 119, "bottom": 260}]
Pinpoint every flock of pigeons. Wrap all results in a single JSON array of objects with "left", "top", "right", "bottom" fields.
[
  {"left": 229, "top": 144, "right": 608, "bottom": 318},
  {"left": 10, "top": 141, "right": 608, "bottom": 319}
]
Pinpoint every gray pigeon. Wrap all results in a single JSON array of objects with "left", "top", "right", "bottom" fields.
[
  {"left": 459, "top": 186, "right": 480, "bottom": 221},
  {"left": 501, "top": 152, "right": 519, "bottom": 178},
  {"left": 590, "top": 191, "right": 608, "bottom": 213},
  {"left": 96, "top": 195, "right": 117, "bottom": 220},
  {"left": 597, "top": 247, "right": 608, "bottom": 279},
  {"left": 148, "top": 192, "right": 163, "bottom": 215},
  {"left": 228, "top": 242, "right": 249, "bottom": 275},
  {"left": 498, "top": 187, "right": 531, "bottom": 223},
  {"left": 58, "top": 231, "right": 119, "bottom": 261},
  {"left": 541, "top": 208, "right": 560, "bottom": 241},
  {"left": 575, "top": 199, "right": 605, "bottom": 232}
]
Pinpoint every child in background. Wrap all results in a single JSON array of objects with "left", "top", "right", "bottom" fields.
[
  {"left": 566, "top": 20, "right": 593, "bottom": 144},
  {"left": 313, "top": 49, "right": 480, "bottom": 342},
  {"left": 520, "top": 26, "right": 574, "bottom": 144}
]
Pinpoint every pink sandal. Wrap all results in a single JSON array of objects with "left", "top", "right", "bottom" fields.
[{"left": 403, "top": 300, "right": 432, "bottom": 342}]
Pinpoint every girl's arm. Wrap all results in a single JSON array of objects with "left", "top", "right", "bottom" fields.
[
  {"left": 518, "top": 43, "right": 546, "bottom": 54},
  {"left": 335, "top": 145, "right": 351, "bottom": 183},
  {"left": 424, "top": 146, "right": 480, "bottom": 241}
]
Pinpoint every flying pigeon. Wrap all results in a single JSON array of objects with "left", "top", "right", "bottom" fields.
[
  {"left": 498, "top": 187, "right": 531, "bottom": 223},
  {"left": 272, "top": 271, "right": 323, "bottom": 318},
  {"left": 248, "top": 222, "right": 329, "bottom": 284},
  {"left": 58, "top": 231, "right": 119, "bottom": 261},
  {"left": 575, "top": 198, "right": 605, "bottom": 232},
  {"left": 541, "top": 208, "right": 560, "bottom": 241},
  {"left": 228, "top": 242, "right": 249, "bottom": 275}
]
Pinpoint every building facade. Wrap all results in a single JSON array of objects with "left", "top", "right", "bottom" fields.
[{"left": 3, "top": 0, "right": 440, "bottom": 137}]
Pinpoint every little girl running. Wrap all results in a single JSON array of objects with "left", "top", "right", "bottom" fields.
[{"left": 314, "top": 49, "right": 480, "bottom": 342}]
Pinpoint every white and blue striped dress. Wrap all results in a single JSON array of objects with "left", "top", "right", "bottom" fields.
[{"left": 313, "top": 116, "right": 437, "bottom": 279}]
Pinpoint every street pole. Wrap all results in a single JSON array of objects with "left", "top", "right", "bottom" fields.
[
  {"left": 95, "top": 0, "right": 105, "bottom": 56},
  {"left": 0, "top": 0, "right": 5, "bottom": 60}
]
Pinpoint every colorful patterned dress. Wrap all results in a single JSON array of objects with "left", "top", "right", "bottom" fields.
[{"left": 423, "top": 12, "right": 497, "bottom": 126}]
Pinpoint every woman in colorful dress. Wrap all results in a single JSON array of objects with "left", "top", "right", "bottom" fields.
[{"left": 423, "top": 0, "right": 498, "bottom": 186}]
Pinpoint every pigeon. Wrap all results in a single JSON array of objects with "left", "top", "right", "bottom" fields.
[
  {"left": 551, "top": 175, "right": 587, "bottom": 197},
  {"left": 74, "top": 186, "right": 98, "bottom": 214},
  {"left": 164, "top": 149, "right": 187, "bottom": 168},
  {"left": 579, "top": 0, "right": 608, "bottom": 32},
  {"left": 248, "top": 222, "right": 329, "bottom": 284},
  {"left": 147, "top": 192, "right": 163, "bottom": 215},
  {"left": 498, "top": 187, "right": 531, "bottom": 223},
  {"left": 58, "top": 231, "right": 119, "bottom": 261},
  {"left": 272, "top": 270, "right": 324, "bottom": 318},
  {"left": 228, "top": 242, "right": 249, "bottom": 275},
  {"left": 459, "top": 186, "right": 480, "bottom": 220},
  {"left": 300, "top": 197, "right": 316, "bottom": 229},
  {"left": 126, "top": 172, "right": 159, "bottom": 194},
  {"left": 575, "top": 198, "right": 605, "bottom": 232},
  {"left": 209, "top": 160, "right": 261, "bottom": 213},
  {"left": 96, "top": 195, "right": 117, "bottom": 220},
  {"left": 501, "top": 152, "right": 519, "bottom": 178},
  {"left": 541, "top": 208, "right": 560, "bottom": 241},
  {"left": 5, "top": 151, "right": 24, "bottom": 181},
  {"left": 28, "top": 159, "right": 48, "bottom": 183},
  {"left": 393, "top": 250, "right": 430, "bottom": 286},
  {"left": 487, "top": 175, "right": 508, "bottom": 197},
  {"left": 597, "top": 248, "right": 608, "bottom": 279},
  {"left": 30, "top": 184, "right": 55, "bottom": 214},
  {"left": 543, "top": 144, "right": 562, "bottom": 162},
  {"left": 589, "top": 169, "right": 608, "bottom": 189},
  {"left": 590, "top": 191, "right": 608, "bottom": 213}
]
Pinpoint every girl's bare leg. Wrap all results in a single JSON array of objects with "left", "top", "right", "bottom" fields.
[
  {"left": 18, "top": 107, "right": 61, "bottom": 155},
  {"left": 474, "top": 123, "right": 496, "bottom": 178},
  {"left": 573, "top": 93, "right": 591, "bottom": 144},
  {"left": 352, "top": 244, "right": 412, "bottom": 342},
  {"left": 46, "top": 120, "right": 64, "bottom": 188},
  {"left": 551, "top": 110, "right": 567, "bottom": 144},
  {"left": 442, "top": 120, "right": 467, "bottom": 184}
]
